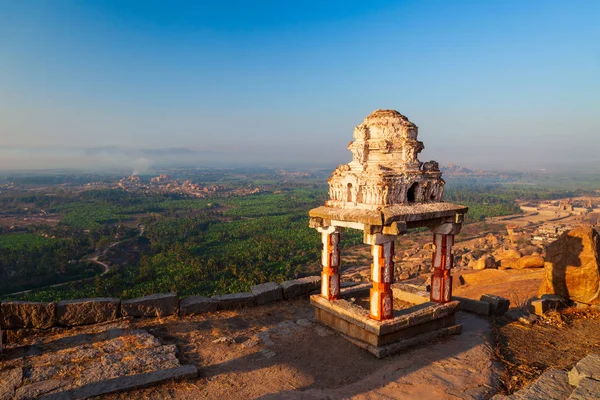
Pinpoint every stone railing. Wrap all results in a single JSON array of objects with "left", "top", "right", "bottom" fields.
[{"left": 0, "top": 276, "right": 322, "bottom": 351}]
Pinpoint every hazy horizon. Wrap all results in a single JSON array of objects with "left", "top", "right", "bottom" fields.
[{"left": 1, "top": 1, "right": 599, "bottom": 172}]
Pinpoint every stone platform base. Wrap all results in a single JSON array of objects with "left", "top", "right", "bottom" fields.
[{"left": 310, "top": 295, "right": 461, "bottom": 358}]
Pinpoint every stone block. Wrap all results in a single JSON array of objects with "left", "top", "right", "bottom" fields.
[
  {"left": 0, "top": 368, "right": 23, "bottom": 400},
  {"left": 531, "top": 299, "right": 553, "bottom": 316},
  {"left": 453, "top": 296, "right": 491, "bottom": 315},
  {"left": 568, "top": 353, "right": 600, "bottom": 386},
  {"left": 568, "top": 377, "right": 600, "bottom": 400},
  {"left": 212, "top": 292, "right": 255, "bottom": 310},
  {"left": 38, "top": 365, "right": 198, "bottom": 400},
  {"left": 519, "top": 369, "right": 572, "bottom": 400},
  {"left": 179, "top": 296, "right": 217, "bottom": 316},
  {"left": 281, "top": 276, "right": 321, "bottom": 299},
  {"left": 250, "top": 282, "right": 283, "bottom": 305},
  {"left": 0, "top": 301, "right": 56, "bottom": 329},
  {"left": 340, "top": 283, "right": 372, "bottom": 298},
  {"left": 121, "top": 293, "right": 178, "bottom": 318},
  {"left": 480, "top": 294, "right": 510, "bottom": 315},
  {"left": 56, "top": 298, "right": 120, "bottom": 327}
]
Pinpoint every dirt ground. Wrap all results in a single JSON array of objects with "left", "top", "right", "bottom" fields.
[
  {"left": 96, "top": 300, "right": 499, "bottom": 400},
  {"left": 493, "top": 307, "right": 600, "bottom": 394}
]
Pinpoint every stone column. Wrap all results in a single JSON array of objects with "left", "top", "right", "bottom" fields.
[
  {"left": 318, "top": 226, "right": 343, "bottom": 300},
  {"left": 429, "top": 223, "right": 461, "bottom": 303},
  {"left": 370, "top": 239, "right": 395, "bottom": 321}
]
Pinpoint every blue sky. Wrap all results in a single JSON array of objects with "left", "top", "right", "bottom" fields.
[{"left": 0, "top": 0, "right": 598, "bottom": 170}]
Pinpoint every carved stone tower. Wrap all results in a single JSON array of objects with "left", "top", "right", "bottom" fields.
[{"left": 327, "top": 109, "right": 444, "bottom": 210}]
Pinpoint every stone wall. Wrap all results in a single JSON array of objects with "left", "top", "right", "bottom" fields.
[{"left": 0, "top": 275, "right": 322, "bottom": 349}]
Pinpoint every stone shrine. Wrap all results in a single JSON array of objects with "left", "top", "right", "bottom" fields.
[{"left": 309, "top": 110, "right": 468, "bottom": 357}]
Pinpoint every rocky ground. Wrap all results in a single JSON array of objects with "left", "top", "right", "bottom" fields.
[{"left": 1, "top": 268, "right": 599, "bottom": 399}]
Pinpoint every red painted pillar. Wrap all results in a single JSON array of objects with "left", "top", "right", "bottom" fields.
[
  {"left": 370, "top": 240, "right": 394, "bottom": 320},
  {"left": 321, "top": 230, "right": 341, "bottom": 300},
  {"left": 430, "top": 233, "right": 454, "bottom": 303}
]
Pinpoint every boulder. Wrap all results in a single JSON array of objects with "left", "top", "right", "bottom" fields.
[
  {"left": 496, "top": 249, "right": 522, "bottom": 260},
  {"left": 57, "top": 298, "right": 120, "bottom": 327},
  {"left": 121, "top": 293, "right": 178, "bottom": 318},
  {"left": 250, "top": 282, "right": 283, "bottom": 305},
  {"left": 179, "top": 296, "right": 217, "bottom": 316},
  {"left": 539, "top": 226, "right": 600, "bottom": 305},
  {"left": 212, "top": 292, "right": 255, "bottom": 310},
  {"left": 281, "top": 276, "right": 321, "bottom": 299},
  {"left": 0, "top": 301, "right": 56, "bottom": 329},
  {"left": 485, "top": 233, "right": 499, "bottom": 246},
  {"left": 514, "top": 255, "right": 545, "bottom": 269},
  {"left": 499, "top": 258, "right": 519, "bottom": 270},
  {"left": 473, "top": 255, "right": 496, "bottom": 270}
]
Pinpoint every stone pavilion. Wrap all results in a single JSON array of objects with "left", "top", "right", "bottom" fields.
[{"left": 309, "top": 110, "right": 468, "bottom": 356}]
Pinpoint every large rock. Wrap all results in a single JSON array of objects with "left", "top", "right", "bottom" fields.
[
  {"left": 0, "top": 301, "right": 56, "bottom": 329},
  {"left": 121, "top": 293, "right": 178, "bottom": 318},
  {"left": 56, "top": 298, "right": 120, "bottom": 327},
  {"left": 179, "top": 296, "right": 217, "bottom": 316},
  {"left": 281, "top": 276, "right": 321, "bottom": 299},
  {"left": 539, "top": 226, "right": 600, "bottom": 305},
  {"left": 514, "top": 255, "right": 545, "bottom": 269},
  {"left": 499, "top": 258, "right": 519, "bottom": 270},
  {"left": 473, "top": 255, "right": 496, "bottom": 270},
  {"left": 250, "top": 282, "right": 283, "bottom": 305},
  {"left": 496, "top": 249, "right": 522, "bottom": 261}
]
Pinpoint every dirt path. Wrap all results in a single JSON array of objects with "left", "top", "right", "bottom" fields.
[{"left": 4, "top": 229, "right": 142, "bottom": 297}]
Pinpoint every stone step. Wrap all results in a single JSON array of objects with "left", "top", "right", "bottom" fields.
[
  {"left": 568, "top": 353, "right": 600, "bottom": 386},
  {"left": 38, "top": 364, "right": 198, "bottom": 400},
  {"left": 567, "top": 377, "right": 600, "bottom": 400},
  {"left": 492, "top": 369, "right": 574, "bottom": 400}
]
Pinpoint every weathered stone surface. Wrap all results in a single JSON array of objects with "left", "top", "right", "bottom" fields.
[
  {"left": 179, "top": 296, "right": 217, "bottom": 316},
  {"left": 539, "top": 226, "right": 600, "bottom": 305},
  {"left": 519, "top": 369, "right": 573, "bottom": 400},
  {"left": 121, "top": 293, "right": 178, "bottom": 318},
  {"left": 453, "top": 296, "right": 491, "bottom": 315},
  {"left": 38, "top": 365, "right": 198, "bottom": 400},
  {"left": 474, "top": 255, "right": 496, "bottom": 270},
  {"left": 0, "top": 367, "right": 23, "bottom": 400},
  {"left": 480, "top": 294, "right": 510, "bottom": 315},
  {"left": 281, "top": 276, "right": 321, "bottom": 299},
  {"left": 14, "top": 379, "right": 66, "bottom": 400},
  {"left": 514, "top": 255, "right": 545, "bottom": 270},
  {"left": 568, "top": 353, "right": 600, "bottom": 386},
  {"left": 56, "top": 298, "right": 120, "bottom": 327},
  {"left": 212, "top": 292, "right": 255, "bottom": 310},
  {"left": 0, "top": 301, "right": 56, "bottom": 329},
  {"left": 568, "top": 377, "right": 600, "bottom": 400},
  {"left": 250, "top": 282, "right": 283, "bottom": 305}
]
